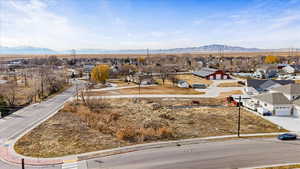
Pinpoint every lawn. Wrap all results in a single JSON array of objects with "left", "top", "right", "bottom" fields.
[
  {"left": 15, "top": 98, "right": 286, "bottom": 157},
  {"left": 217, "top": 82, "right": 244, "bottom": 87},
  {"left": 86, "top": 85, "right": 204, "bottom": 95}
]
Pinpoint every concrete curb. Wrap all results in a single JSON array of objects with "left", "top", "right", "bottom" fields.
[
  {"left": 1, "top": 132, "right": 286, "bottom": 166},
  {"left": 75, "top": 132, "right": 286, "bottom": 161}
]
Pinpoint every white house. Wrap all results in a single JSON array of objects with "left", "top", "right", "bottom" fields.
[
  {"left": 252, "top": 92, "right": 292, "bottom": 116},
  {"left": 270, "top": 84, "right": 300, "bottom": 101},
  {"left": 282, "top": 65, "right": 300, "bottom": 74}
]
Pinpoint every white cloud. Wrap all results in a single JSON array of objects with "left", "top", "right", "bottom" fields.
[{"left": 0, "top": 0, "right": 96, "bottom": 50}]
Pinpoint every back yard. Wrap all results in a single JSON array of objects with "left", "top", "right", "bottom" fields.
[{"left": 15, "top": 98, "right": 286, "bottom": 158}]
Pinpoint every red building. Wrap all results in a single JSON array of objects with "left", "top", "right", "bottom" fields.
[{"left": 193, "top": 68, "right": 230, "bottom": 80}]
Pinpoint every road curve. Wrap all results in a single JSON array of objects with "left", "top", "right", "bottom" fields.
[
  {"left": 0, "top": 81, "right": 84, "bottom": 169},
  {"left": 85, "top": 138, "right": 300, "bottom": 169}
]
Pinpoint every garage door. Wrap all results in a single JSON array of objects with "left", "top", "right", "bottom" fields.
[
  {"left": 209, "top": 75, "right": 214, "bottom": 80},
  {"left": 223, "top": 75, "right": 228, "bottom": 79},
  {"left": 215, "top": 74, "right": 221, "bottom": 80},
  {"left": 293, "top": 107, "right": 300, "bottom": 117},
  {"left": 275, "top": 107, "right": 291, "bottom": 116}
]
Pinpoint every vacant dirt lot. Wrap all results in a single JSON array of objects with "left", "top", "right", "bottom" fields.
[
  {"left": 175, "top": 74, "right": 213, "bottom": 86},
  {"left": 15, "top": 98, "right": 286, "bottom": 157},
  {"left": 218, "top": 90, "right": 244, "bottom": 98},
  {"left": 87, "top": 85, "right": 204, "bottom": 95},
  {"left": 217, "top": 82, "right": 243, "bottom": 87}
]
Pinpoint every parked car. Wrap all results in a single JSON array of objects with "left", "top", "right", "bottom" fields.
[
  {"left": 277, "top": 133, "right": 297, "bottom": 140},
  {"left": 177, "top": 80, "right": 189, "bottom": 88},
  {"left": 192, "top": 84, "right": 207, "bottom": 89},
  {"left": 262, "top": 112, "right": 272, "bottom": 116}
]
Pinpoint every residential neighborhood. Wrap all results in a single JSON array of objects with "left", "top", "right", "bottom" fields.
[{"left": 2, "top": 0, "right": 300, "bottom": 169}]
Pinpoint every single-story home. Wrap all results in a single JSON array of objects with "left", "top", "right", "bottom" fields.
[
  {"left": 245, "top": 79, "right": 294, "bottom": 95},
  {"left": 252, "top": 92, "right": 292, "bottom": 116},
  {"left": 253, "top": 64, "right": 278, "bottom": 79},
  {"left": 282, "top": 65, "right": 300, "bottom": 74},
  {"left": 193, "top": 68, "right": 230, "bottom": 80}
]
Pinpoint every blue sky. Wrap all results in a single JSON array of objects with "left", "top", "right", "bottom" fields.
[{"left": 1, "top": 0, "right": 300, "bottom": 50}]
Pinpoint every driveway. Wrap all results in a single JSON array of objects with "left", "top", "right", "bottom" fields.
[
  {"left": 263, "top": 116, "right": 300, "bottom": 132},
  {"left": 195, "top": 79, "right": 245, "bottom": 98}
]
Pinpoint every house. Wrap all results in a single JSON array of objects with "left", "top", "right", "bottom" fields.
[
  {"left": 193, "top": 68, "right": 230, "bottom": 80},
  {"left": 254, "top": 65, "right": 278, "bottom": 79},
  {"left": 245, "top": 79, "right": 294, "bottom": 95},
  {"left": 252, "top": 92, "right": 292, "bottom": 116},
  {"left": 282, "top": 65, "right": 300, "bottom": 74},
  {"left": 270, "top": 83, "right": 300, "bottom": 100}
]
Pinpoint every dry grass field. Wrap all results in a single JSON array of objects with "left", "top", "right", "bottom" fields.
[
  {"left": 218, "top": 90, "right": 243, "bottom": 98},
  {"left": 175, "top": 74, "right": 213, "bottom": 86},
  {"left": 217, "top": 82, "right": 244, "bottom": 87},
  {"left": 106, "top": 79, "right": 136, "bottom": 87},
  {"left": 15, "top": 98, "right": 286, "bottom": 157},
  {"left": 259, "top": 164, "right": 300, "bottom": 169},
  {"left": 87, "top": 85, "right": 204, "bottom": 95}
]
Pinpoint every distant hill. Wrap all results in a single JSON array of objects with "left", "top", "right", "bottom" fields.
[
  {"left": 0, "top": 44, "right": 297, "bottom": 54},
  {"left": 0, "top": 46, "right": 57, "bottom": 54}
]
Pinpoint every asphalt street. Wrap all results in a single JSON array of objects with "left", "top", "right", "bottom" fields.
[
  {"left": 85, "top": 138, "right": 300, "bottom": 169},
  {"left": 0, "top": 81, "right": 82, "bottom": 169}
]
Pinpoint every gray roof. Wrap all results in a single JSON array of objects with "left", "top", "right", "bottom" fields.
[
  {"left": 246, "top": 79, "right": 294, "bottom": 91},
  {"left": 252, "top": 93, "right": 291, "bottom": 105},
  {"left": 293, "top": 98, "right": 300, "bottom": 107},
  {"left": 193, "top": 68, "right": 218, "bottom": 77},
  {"left": 271, "top": 84, "right": 300, "bottom": 95},
  {"left": 290, "top": 65, "right": 300, "bottom": 71}
]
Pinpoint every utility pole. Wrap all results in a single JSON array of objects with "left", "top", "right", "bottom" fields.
[
  {"left": 234, "top": 96, "right": 251, "bottom": 137},
  {"left": 237, "top": 96, "right": 241, "bottom": 137}
]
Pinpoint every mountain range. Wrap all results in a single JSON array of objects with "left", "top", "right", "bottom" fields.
[{"left": 0, "top": 44, "right": 297, "bottom": 54}]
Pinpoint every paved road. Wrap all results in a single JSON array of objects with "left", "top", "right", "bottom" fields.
[
  {"left": 85, "top": 138, "right": 300, "bottom": 169},
  {"left": 0, "top": 80, "right": 84, "bottom": 169}
]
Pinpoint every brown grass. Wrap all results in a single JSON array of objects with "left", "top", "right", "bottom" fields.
[
  {"left": 87, "top": 85, "right": 204, "bottom": 95},
  {"left": 218, "top": 90, "right": 243, "bottom": 98},
  {"left": 259, "top": 164, "right": 300, "bottom": 169},
  {"left": 14, "top": 98, "right": 286, "bottom": 157},
  {"left": 107, "top": 79, "right": 135, "bottom": 87},
  {"left": 294, "top": 80, "right": 300, "bottom": 84},
  {"left": 175, "top": 74, "right": 213, "bottom": 86},
  {"left": 217, "top": 82, "right": 244, "bottom": 87}
]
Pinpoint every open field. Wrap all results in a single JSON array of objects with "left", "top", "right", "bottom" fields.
[
  {"left": 107, "top": 79, "right": 136, "bottom": 87},
  {"left": 175, "top": 74, "right": 213, "bottom": 86},
  {"left": 1, "top": 51, "right": 299, "bottom": 60},
  {"left": 217, "top": 82, "right": 244, "bottom": 87},
  {"left": 218, "top": 90, "right": 244, "bottom": 98},
  {"left": 86, "top": 85, "right": 203, "bottom": 95},
  {"left": 15, "top": 98, "right": 286, "bottom": 157}
]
